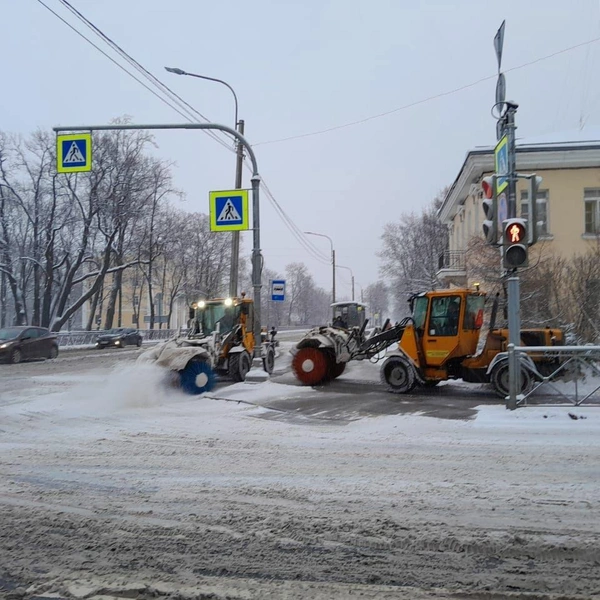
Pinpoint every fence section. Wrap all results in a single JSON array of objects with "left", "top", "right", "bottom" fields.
[
  {"left": 56, "top": 329, "right": 179, "bottom": 347},
  {"left": 508, "top": 345, "right": 600, "bottom": 407}
]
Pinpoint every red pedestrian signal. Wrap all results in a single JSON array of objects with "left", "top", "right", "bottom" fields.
[
  {"left": 503, "top": 218, "right": 528, "bottom": 269},
  {"left": 508, "top": 221, "right": 525, "bottom": 243}
]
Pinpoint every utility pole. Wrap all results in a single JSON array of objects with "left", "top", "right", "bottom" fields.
[
  {"left": 164, "top": 68, "right": 243, "bottom": 300},
  {"left": 230, "top": 119, "right": 244, "bottom": 297}
]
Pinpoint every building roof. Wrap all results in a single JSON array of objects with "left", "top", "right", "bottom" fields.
[{"left": 438, "top": 130, "right": 600, "bottom": 224}]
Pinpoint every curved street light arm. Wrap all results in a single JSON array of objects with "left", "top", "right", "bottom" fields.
[{"left": 165, "top": 67, "right": 238, "bottom": 126}]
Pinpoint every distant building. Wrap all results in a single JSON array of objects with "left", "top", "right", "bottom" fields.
[
  {"left": 437, "top": 132, "right": 600, "bottom": 287},
  {"left": 80, "top": 269, "right": 189, "bottom": 331}
]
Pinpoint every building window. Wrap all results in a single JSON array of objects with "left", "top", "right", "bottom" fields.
[
  {"left": 584, "top": 189, "right": 600, "bottom": 235},
  {"left": 521, "top": 189, "right": 549, "bottom": 236}
]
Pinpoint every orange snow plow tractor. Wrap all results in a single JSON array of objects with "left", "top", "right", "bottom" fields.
[
  {"left": 139, "top": 295, "right": 276, "bottom": 395},
  {"left": 292, "top": 289, "right": 564, "bottom": 397}
]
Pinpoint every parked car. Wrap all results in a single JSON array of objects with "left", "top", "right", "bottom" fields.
[
  {"left": 0, "top": 326, "right": 59, "bottom": 364},
  {"left": 95, "top": 328, "right": 143, "bottom": 349}
]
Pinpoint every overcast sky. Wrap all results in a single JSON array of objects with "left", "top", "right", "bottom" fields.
[{"left": 3, "top": 0, "right": 600, "bottom": 299}]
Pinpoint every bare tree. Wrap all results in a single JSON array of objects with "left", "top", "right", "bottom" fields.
[
  {"left": 379, "top": 191, "right": 449, "bottom": 314},
  {"left": 284, "top": 262, "right": 330, "bottom": 326},
  {"left": 363, "top": 281, "right": 389, "bottom": 325}
]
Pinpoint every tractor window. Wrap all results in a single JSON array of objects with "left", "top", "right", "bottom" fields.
[
  {"left": 412, "top": 296, "right": 428, "bottom": 330},
  {"left": 428, "top": 296, "right": 461, "bottom": 336},
  {"left": 464, "top": 295, "right": 485, "bottom": 330},
  {"left": 332, "top": 304, "right": 365, "bottom": 329},
  {"left": 197, "top": 304, "right": 238, "bottom": 335}
]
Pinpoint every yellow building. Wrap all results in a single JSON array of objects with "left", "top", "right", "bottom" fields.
[{"left": 437, "top": 133, "right": 600, "bottom": 286}]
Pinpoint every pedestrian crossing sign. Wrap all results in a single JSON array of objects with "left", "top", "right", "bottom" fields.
[
  {"left": 56, "top": 133, "right": 92, "bottom": 173},
  {"left": 209, "top": 189, "right": 249, "bottom": 232}
]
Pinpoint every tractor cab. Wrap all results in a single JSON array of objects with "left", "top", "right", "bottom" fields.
[
  {"left": 407, "top": 289, "right": 485, "bottom": 368},
  {"left": 331, "top": 301, "right": 367, "bottom": 330},
  {"left": 190, "top": 296, "right": 255, "bottom": 352}
]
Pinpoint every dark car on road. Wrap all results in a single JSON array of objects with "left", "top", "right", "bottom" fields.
[
  {"left": 95, "top": 328, "right": 143, "bottom": 349},
  {"left": 0, "top": 326, "right": 59, "bottom": 364}
]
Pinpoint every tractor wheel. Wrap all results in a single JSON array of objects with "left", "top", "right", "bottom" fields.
[
  {"left": 229, "top": 351, "right": 252, "bottom": 382},
  {"left": 490, "top": 362, "right": 532, "bottom": 398},
  {"left": 262, "top": 345, "right": 275, "bottom": 375},
  {"left": 292, "top": 347, "right": 329, "bottom": 386},
  {"left": 381, "top": 356, "right": 416, "bottom": 394},
  {"left": 179, "top": 359, "right": 216, "bottom": 395},
  {"left": 329, "top": 359, "right": 346, "bottom": 380},
  {"left": 48, "top": 345, "right": 59, "bottom": 360}
]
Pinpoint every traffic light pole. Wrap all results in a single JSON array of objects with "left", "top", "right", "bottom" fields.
[
  {"left": 504, "top": 104, "right": 522, "bottom": 409},
  {"left": 492, "top": 23, "right": 527, "bottom": 409},
  {"left": 506, "top": 275, "right": 520, "bottom": 410}
]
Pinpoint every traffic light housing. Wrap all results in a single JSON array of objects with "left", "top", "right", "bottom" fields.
[
  {"left": 503, "top": 218, "right": 528, "bottom": 269},
  {"left": 527, "top": 174, "right": 543, "bottom": 246},
  {"left": 481, "top": 175, "right": 498, "bottom": 245}
]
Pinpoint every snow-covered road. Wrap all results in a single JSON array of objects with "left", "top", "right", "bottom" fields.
[{"left": 1, "top": 345, "right": 599, "bottom": 599}]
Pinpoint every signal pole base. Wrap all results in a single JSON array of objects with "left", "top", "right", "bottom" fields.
[{"left": 245, "top": 357, "right": 270, "bottom": 383}]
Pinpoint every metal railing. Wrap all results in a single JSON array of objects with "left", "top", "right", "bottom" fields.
[
  {"left": 507, "top": 344, "right": 600, "bottom": 407},
  {"left": 438, "top": 250, "right": 466, "bottom": 271},
  {"left": 56, "top": 329, "right": 179, "bottom": 347}
]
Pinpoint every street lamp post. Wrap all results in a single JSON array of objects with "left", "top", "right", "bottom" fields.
[
  {"left": 304, "top": 231, "right": 335, "bottom": 303},
  {"left": 165, "top": 66, "right": 243, "bottom": 298},
  {"left": 336, "top": 264, "right": 355, "bottom": 302}
]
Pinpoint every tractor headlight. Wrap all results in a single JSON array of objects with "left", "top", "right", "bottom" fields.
[
  {"left": 198, "top": 300, "right": 206, "bottom": 309},
  {"left": 224, "top": 297, "right": 233, "bottom": 307}
]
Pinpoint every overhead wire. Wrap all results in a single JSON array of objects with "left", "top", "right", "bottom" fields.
[
  {"left": 39, "top": 1, "right": 600, "bottom": 269},
  {"left": 56, "top": 0, "right": 330, "bottom": 262},
  {"left": 59, "top": 0, "right": 233, "bottom": 148},
  {"left": 36, "top": 0, "right": 234, "bottom": 152},
  {"left": 34, "top": 0, "right": 204, "bottom": 127},
  {"left": 259, "top": 176, "right": 331, "bottom": 264},
  {"left": 35, "top": 0, "right": 330, "bottom": 265},
  {"left": 253, "top": 34, "right": 600, "bottom": 146},
  {"left": 55, "top": 0, "right": 236, "bottom": 151}
]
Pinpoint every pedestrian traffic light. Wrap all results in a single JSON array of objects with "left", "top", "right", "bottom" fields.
[
  {"left": 481, "top": 175, "right": 497, "bottom": 245},
  {"left": 503, "top": 218, "right": 528, "bottom": 269}
]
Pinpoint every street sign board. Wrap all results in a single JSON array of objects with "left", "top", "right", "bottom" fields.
[
  {"left": 498, "top": 191, "right": 508, "bottom": 225},
  {"left": 271, "top": 279, "right": 286, "bottom": 302},
  {"left": 494, "top": 135, "right": 508, "bottom": 194},
  {"left": 57, "top": 133, "right": 92, "bottom": 173},
  {"left": 494, "top": 20, "right": 505, "bottom": 71},
  {"left": 495, "top": 72, "right": 506, "bottom": 106},
  {"left": 209, "top": 189, "right": 249, "bottom": 232}
]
